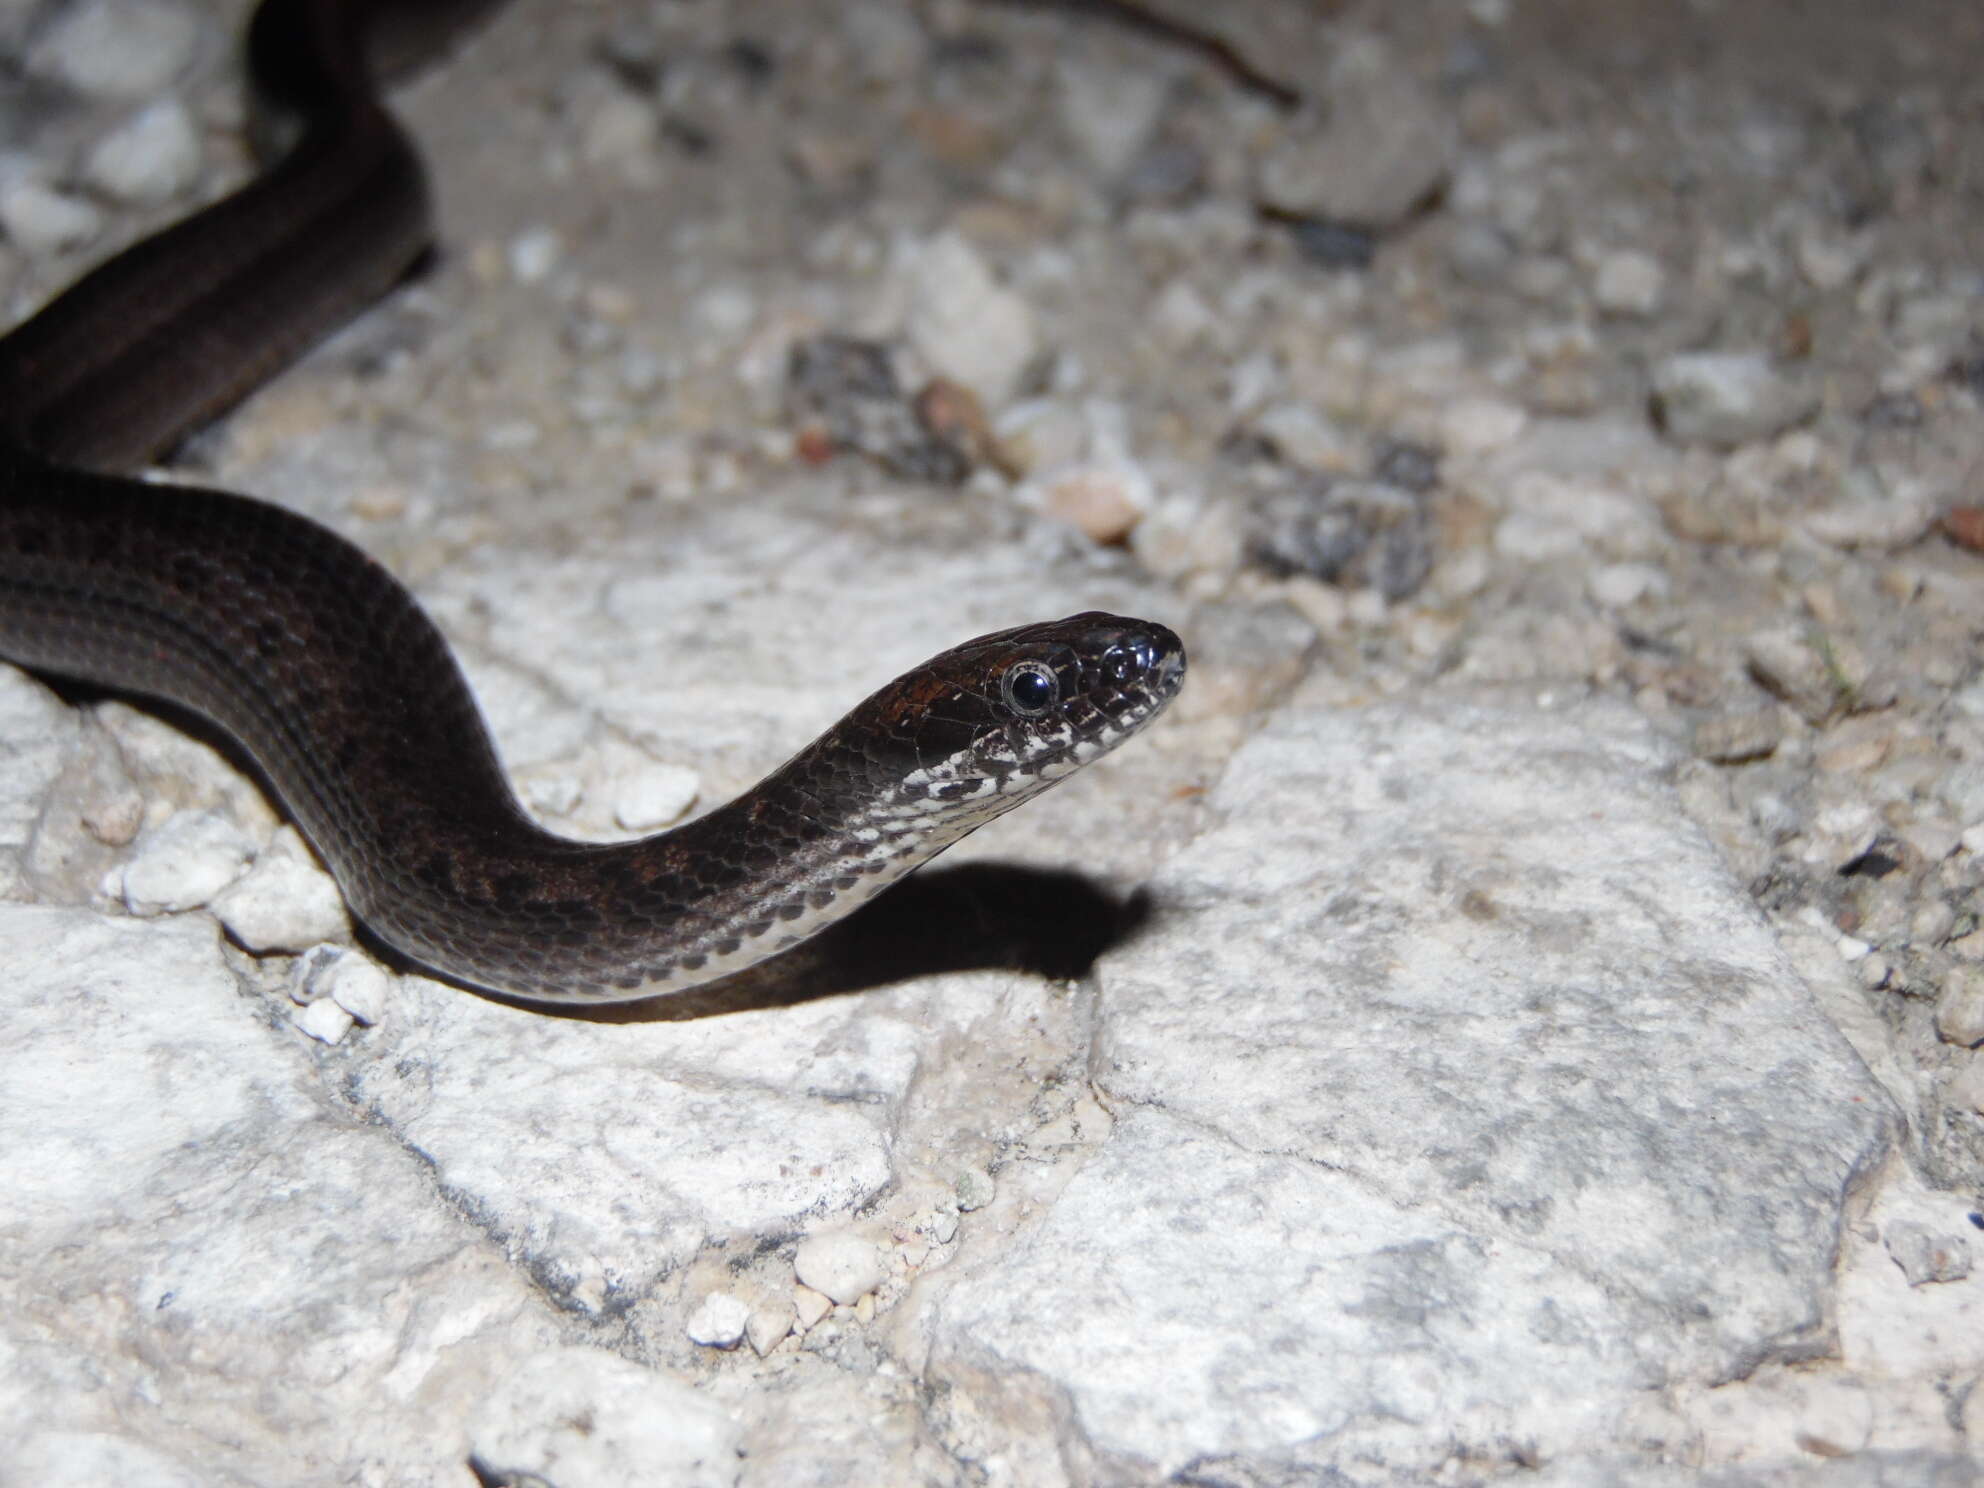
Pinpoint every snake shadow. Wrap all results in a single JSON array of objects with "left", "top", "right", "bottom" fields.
[{"left": 447, "top": 862, "right": 1157, "bottom": 1024}]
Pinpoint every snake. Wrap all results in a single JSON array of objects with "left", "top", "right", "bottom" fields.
[{"left": 0, "top": 0, "right": 1185, "bottom": 1005}]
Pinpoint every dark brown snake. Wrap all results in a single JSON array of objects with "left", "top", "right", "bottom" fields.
[{"left": 0, "top": 0, "right": 1184, "bottom": 1004}]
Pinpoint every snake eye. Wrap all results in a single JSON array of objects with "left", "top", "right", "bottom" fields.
[{"left": 1002, "top": 661, "right": 1059, "bottom": 716}]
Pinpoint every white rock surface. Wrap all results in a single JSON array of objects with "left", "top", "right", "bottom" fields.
[
  {"left": 0, "top": 906, "right": 567, "bottom": 1483},
  {"left": 0, "top": 668, "right": 81, "bottom": 897},
  {"left": 469, "top": 1347, "right": 740, "bottom": 1488},
  {"left": 921, "top": 696, "right": 1894, "bottom": 1477}
]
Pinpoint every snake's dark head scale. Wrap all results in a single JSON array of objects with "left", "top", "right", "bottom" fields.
[{"left": 859, "top": 612, "right": 1185, "bottom": 818}]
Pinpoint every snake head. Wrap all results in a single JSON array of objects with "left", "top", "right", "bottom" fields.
[{"left": 852, "top": 610, "right": 1186, "bottom": 820}]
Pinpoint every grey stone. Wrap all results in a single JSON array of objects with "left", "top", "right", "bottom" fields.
[
  {"left": 1652, "top": 351, "right": 1820, "bottom": 448},
  {"left": 1257, "top": 36, "right": 1450, "bottom": 227}
]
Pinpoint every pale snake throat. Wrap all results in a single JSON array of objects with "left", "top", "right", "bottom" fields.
[{"left": 0, "top": 0, "right": 1184, "bottom": 1005}]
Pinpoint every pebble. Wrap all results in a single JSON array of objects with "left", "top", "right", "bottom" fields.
[
  {"left": 791, "top": 1284, "right": 833, "bottom": 1332},
  {"left": 1953, "top": 1058, "right": 1984, "bottom": 1117},
  {"left": 581, "top": 93, "right": 658, "bottom": 170},
  {"left": 745, "top": 1303, "right": 792, "bottom": 1358},
  {"left": 293, "top": 996, "right": 355, "bottom": 1046},
  {"left": 1253, "top": 402, "right": 1359, "bottom": 472},
  {"left": 1147, "top": 281, "right": 1218, "bottom": 351},
  {"left": 905, "top": 230, "right": 1039, "bottom": 409},
  {"left": 292, "top": 945, "right": 391, "bottom": 1026},
  {"left": 1587, "top": 562, "right": 1668, "bottom": 609},
  {"left": 0, "top": 179, "right": 102, "bottom": 257},
  {"left": 30, "top": 0, "right": 201, "bottom": 98},
  {"left": 1882, "top": 1220, "right": 1972, "bottom": 1286},
  {"left": 507, "top": 225, "right": 562, "bottom": 285},
  {"left": 1801, "top": 496, "right": 1937, "bottom": 551},
  {"left": 1911, "top": 899, "right": 1957, "bottom": 945},
  {"left": 1693, "top": 708, "right": 1784, "bottom": 764},
  {"left": 83, "top": 99, "right": 202, "bottom": 206},
  {"left": 792, "top": 1231, "right": 885, "bottom": 1305},
  {"left": 1438, "top": 397, "right": 1528, "bottom": 456},
  {"left": 1651, "top": 351, "right": 1820, "bottom": 449},
  {"left": 117, "top": 809, "right": 256, "bottom": 915},
  {"left": 1256, "top": 37, "right": 1449, "bottom": 227},
  {"left": 1250, "top": 478, "right": 1433, "bottom": 601},
  {"left": 994, "top": 399, "right": 1088, "bottom": 477},
  {"left": 209, "top": 828, "right": 348, "bottom": 952},
  {"left": 685, "top": 1290, "right": 751, "bottom": 1350},
  {"left": 611, "top": 764, "right": 701, "bottom": 832},
  {"left": 1056, "top": 58, "right": 1168, "bottom": 178},
  {"left": 1592, "top": 250, "right": 1664, "bottom": 317},
  {"left": 929, "top": 1209, "right": 959, "bottom": 1245},
  {"left": 81, "top": 783, "right": 146, "bottom": 846},
  {"left": 954, "top": 1167, "right": 995, "bottom": 1212},
  {"left": 1026, "top": 460, "right": 1151, "bottom": 545},
  {"left": 1936, "top": 969, "right": 1984, "bottom": 1048},
  {"left": 1742, "top": 625, "right": 1847, "bottom": 725}
]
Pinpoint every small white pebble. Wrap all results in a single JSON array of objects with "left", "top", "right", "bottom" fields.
[
  {"left": 581, "top": 93, "right": 658, "bottom": 168},
  {"left": 520, "top": 773, "right": 584, "bottom": 819},
  {"left": 793, "top": 1231, "right": 885, "bottom": 1305},
  {"left": 293, "top": 995, "right": 355, "bottom": 1046},
  {"left": 209, "top": 829, "right": 347, "bottom": 952},
  {"left": 507, "top": 225, "right": 562, "bottom": 285},
  {"left": 1936, "top": 971, "right": 1984, "bottom": 1048},
  {"left": 611, "top": 764, "right": 701, "bottom": 831},
  {"left": 685, "top": 1291, "right": 751, "bottom": 1349},
  {"left": 324, "top": 952, "right": 390, "bottom": 1026},
  {"left": 1587, "top": 562, "right": 1668, "bottom": 609},
  {"left": 954, "top": 1167, "right": 995, "bottom": 1212},
  {"left": 1592, "top": 249, "right": 1664, "bottom": 316},
  {"left": 84, "top": 99, "right": 201, "bottom": 205},
  {"left": 1438, "top": 396, "right": 1527, "bottom": 456},
  {"left": 906, "top": 229, "right": 1038, "bottom": 408},
  {"left": 0, "top": 179, "right": 102, "bottom": 257},
  {"left": 31, "top": 0, "right": 201, "bottom": 98},
  {"left": 791, "top": 1284, "right": 833, "bottom": 1332},
  {"left": 1960, "top": 824, "right": 1984, "bottom": 857},
  {"left": 745, "top": 1304, "right": 792, "bottom": 1357},
  {"left": 1835, "top": 934, "right": 1871, "bottom": 963},
  {"left": 929, "top": 1210, "right": 959, "bottom": 1245},
  {"left": 81, "top": 785, "right": 146, "bottom": 846},
  {"left": 119, "top": 809, "right": 256, "bottom": 915}
]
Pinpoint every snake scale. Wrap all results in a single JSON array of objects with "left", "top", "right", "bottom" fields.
[{"left": 0, "top": 0, "right": 1184, "bottom": 1004}]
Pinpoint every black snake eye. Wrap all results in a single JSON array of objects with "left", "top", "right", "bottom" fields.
[{"left": 1002, "top": 661, "right": 1058, "bottom": 716}]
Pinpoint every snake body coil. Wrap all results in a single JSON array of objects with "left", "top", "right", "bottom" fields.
[{"left": 0, "top": 0, "right": 1183, "bottom": 1003}]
